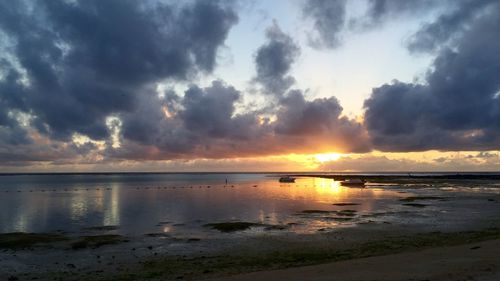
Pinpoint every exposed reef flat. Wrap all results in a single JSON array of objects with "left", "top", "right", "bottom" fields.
[{"left": 288, "top": 173, "right": 500, "bottom": 181}]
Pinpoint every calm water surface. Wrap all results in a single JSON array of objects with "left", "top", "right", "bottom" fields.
[{"left": 1, "top": 173, "right": 499, "bottom": 236}]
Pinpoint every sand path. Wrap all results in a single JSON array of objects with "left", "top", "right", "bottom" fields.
[{"left": 213, "top": 239, "right": 500, "bottom": 281}]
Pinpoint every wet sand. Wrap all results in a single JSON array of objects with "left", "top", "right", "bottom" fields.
[
  {"left": 214, "top": 239, "right": 500, "bottom": 281},
  {"left": 2, "top": 226, "right": 500, "bottom": 281}
]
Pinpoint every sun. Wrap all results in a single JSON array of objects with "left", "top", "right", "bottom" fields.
[{"left": 314, "top": 153, "right": 342, "bottom": 163}]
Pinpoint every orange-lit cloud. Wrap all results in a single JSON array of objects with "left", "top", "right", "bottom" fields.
[{"left": 1, "top": 0, "right": 500, "bottom": 172}]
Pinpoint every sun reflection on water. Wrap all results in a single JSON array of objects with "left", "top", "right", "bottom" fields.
[
  {"left": 0, "top": 174, "right": 414, "bottom": 235},
  {"left": 103, "top": 185, "right": 120, "bottom": 226},
  {"left": 313, "top": 178, "right": 342, "bottom": 195}
]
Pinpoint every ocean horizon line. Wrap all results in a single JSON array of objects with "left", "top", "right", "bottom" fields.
[{"left": 1, "top": 171, "right": 499, "bottom": 176}]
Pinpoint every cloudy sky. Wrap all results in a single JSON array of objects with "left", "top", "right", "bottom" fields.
[{"left": 0, "top": 0, "right": 499, "bottom": 172}]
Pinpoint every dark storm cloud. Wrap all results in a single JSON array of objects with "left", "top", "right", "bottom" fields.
[
  {"left": 110, "top": 81, "right": 369, "bottom": 162},
  {"left": 302, "top": 0, "right": 346, "bottom": 49},
  {"left": 181, "top": 81, "right": 241, "bottom": 137},
  {"left": 0, "top": 61, "right": 31, "bottom": 145},
  {"left": 0, "top": 122, "right": 31, "bottom": 146},
  {"left": 254, "top": 23, "right": 300, "bottom": 96},
  {"left": 406, "top": 0, "right": 497, "bottom": 53},
  {"left": 0, "top": 138, "right": 98, "bottom": 165},
  {"left": 275, "top": 90, "right": 342, "bottom": 135},
  {"left": 0, "top": 0, "right": 238, "bottom": 142},
  {"left": 44, "top": 0, "right": 238, "bottom": 82},
  {"left": 364, "top": 3, "right": 500, "bottom": 151},
  {"left": 275, "top": 90, "right": 370, "bottom": 153},
  {"left": 363, "top": 0, "right": 437, "bottom": 25},
  {"left": 362, "top": 0, "right": 496, "bottom": 54},
  {"left": 179, "top": 81, "right": 265, "bottom": 141},
  {"left": 302, "top": 0, "right": 440, "bottom": 49},
  {"left": 116, "top": 80, "right": 266, "bottom": 160}
]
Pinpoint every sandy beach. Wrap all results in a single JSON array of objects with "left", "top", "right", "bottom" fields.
[{"left": 214, "top": 239, "right": 500, "bottom": 281}]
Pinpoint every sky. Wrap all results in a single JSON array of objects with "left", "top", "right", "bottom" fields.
[{"left": 0, "top": 0, "right": 499, "bottom": 172}]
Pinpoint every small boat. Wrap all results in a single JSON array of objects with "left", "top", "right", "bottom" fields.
[
  {"left": 340, "top": 178, "right": 366, "bottom": 187},
  {"left": 279, "top": 176, "right": 296, "bottom": 183}
]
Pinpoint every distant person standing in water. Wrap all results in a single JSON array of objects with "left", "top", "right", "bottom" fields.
[{"left": 225, "top": 178, "right": 228, "bottom": 185}]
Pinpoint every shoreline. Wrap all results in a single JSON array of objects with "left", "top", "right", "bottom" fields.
[{"left": 2, "top": 226, "right": 500, "bottom": 281}]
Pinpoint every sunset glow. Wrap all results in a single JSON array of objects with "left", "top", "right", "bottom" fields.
[
  {"left": 0, "top": 0, "right": 498, "bottom": 172},
  {"left": 314, "top": 153, "right": 342, "bottom": 163}
]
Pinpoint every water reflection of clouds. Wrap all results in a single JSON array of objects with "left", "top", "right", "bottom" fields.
[
  {"left": 66, "top": 186, "right": 121, "bottom": 227},
  {"left": 12, "top": 208, "right": 28, "bottom": 232},
  {"left": 2, "top": 186, "right": 123, "bottom": 233},
  {"left": 3, "top": 174, "right": 479, "bottom": 235},
  {"left": 103, "top": 185, "right": 120, "bottom": 226},
  {"left": 70, "top": 191, "right": 88, "bottom": 221}
]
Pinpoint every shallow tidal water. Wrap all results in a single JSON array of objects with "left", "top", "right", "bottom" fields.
[{"left": 1, "top": 173, "right": 500, "bottom": 237}]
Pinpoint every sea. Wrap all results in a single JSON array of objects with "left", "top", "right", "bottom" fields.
[{"left": 1, "top": 173, "right": 499, "bottom": 236}]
